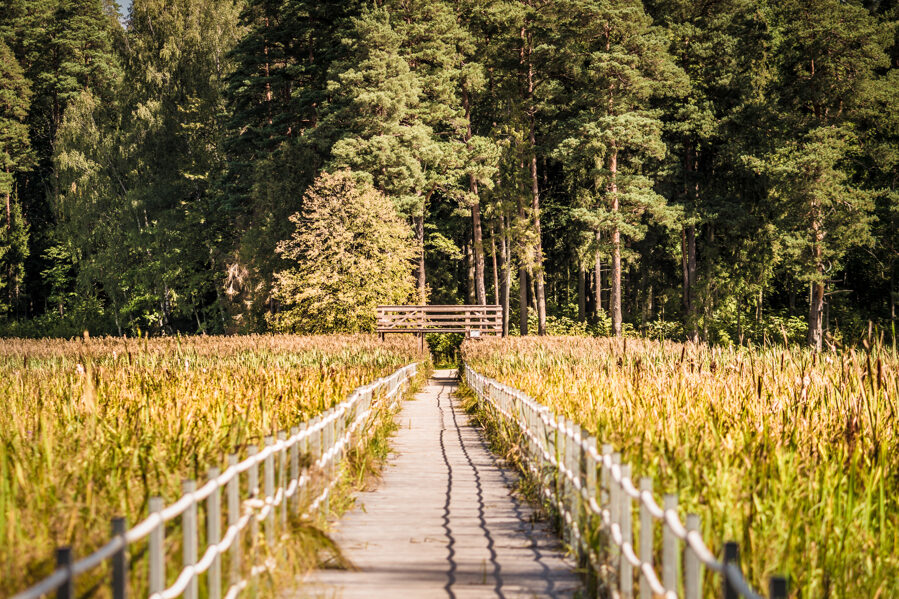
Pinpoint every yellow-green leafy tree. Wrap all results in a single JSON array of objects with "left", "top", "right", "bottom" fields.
[{"left": 270, "top": 170, "right": 416, "bottom": 333}]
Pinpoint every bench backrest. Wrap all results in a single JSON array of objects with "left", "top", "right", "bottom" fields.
[{"left": 376, "top": 305, "right": 503, "bottom": 337}]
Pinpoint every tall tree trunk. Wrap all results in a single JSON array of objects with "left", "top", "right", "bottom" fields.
[
  {"left": 466, "top": 241, "right": 476, "bottom": 304},
  {"left": 577, "top": 262, "right": 586, "bottom": 322},
  {"left": 685, "top": 224, "right": 698, "bottom": 340},
  {"left": 808, "top": 208, "right": 825, "bottom": 350},
  {"left": 519, "top": 267, "right": 529, "bottom": 335},
  {"left": 682, "top": 143, "right": 699, "bottom": 341},
  {"left": 415, "top": 214, "right": 426, "bottom": 303},
  {"left": 500, "top": 214, "right": 511, "bottom": 336},
  {"left": 471, "top": 201, "right": 487, "bottom": 304},
  {"left": 462, "top": 84, "right": 487, "bottom": 305},
  {"left": 594, "top": 230, "right": 602, "bottom": 317},
  {"left": 524, "top": 24, "right": 547, "bottom": 335},
  {"left": 490, "top": 223, "right": 500, "bottom": 306},
  {"left": 4, "top": 173, "right": 10, "bottom": 231},
  {"left": 609, "top": 145, "right": 623, "bottom": 336}
]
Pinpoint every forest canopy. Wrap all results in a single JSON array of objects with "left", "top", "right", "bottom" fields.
[{"left": 0, "top": 0, "right": 896, "bottom": 349}]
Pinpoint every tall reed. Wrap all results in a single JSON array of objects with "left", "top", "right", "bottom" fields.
[
  {"left": 463, "top": 336, "right": 899, "bottom": 598},
  {"left": 1, "top": 334, "right": 425, "bottom": 595}
]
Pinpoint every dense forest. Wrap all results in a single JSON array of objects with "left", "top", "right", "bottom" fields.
[{"left": 0, "top": 0, "right": 896, "bottom": 349}]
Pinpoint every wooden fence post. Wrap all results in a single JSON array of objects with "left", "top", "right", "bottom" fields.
[
  {"left": 248, "top": 445, "right": 259, "bottom": 548},
  {"left": 227, "top": 454, "right": 240, "bottom": 587},
  {"left": 769, "top": 575, "right": 788, "bottom": 599},
  {"left": 620, "top": 464, "right": 633, "bottom": 599},
  {"left": 585, "top": 436, "right": 598, "bottom": 597},
  {"left": 279, "top": 431, "right": 288, "bottom": 533},
  {"left": 639, "top": 478, "right": 653, "bottom": 599},
  {"left": 149, "top": 496, "right": 165, "bottom": 595},
  {"left": 111, "top": 517, "right": 128, "bottom": 599},
  {"left": 609, "top": 452, "right": 621, "bottom": 576},
  {"left": 684, "top": 514, "right": 701, "bottom": 599},
  {"left": 290, "top": 427, "right": 299, "bottom": 515},
  {"left": 207, "top": 468, "right": 221, "bottom": 599},
  {"left": 182, "top": 479, "right": 198, "bottom": 599},
  {"left": 264, "top": 436, "right": 275, "bottom": 546},
  {"left": 663, "top": 494, "right": 679, "bottom": 593},
  {"left": 56, "top": 547, "right": 73, "bottom": 599},
  {"left": 722, "top": 541, "right": 740, "bottom": 599}
]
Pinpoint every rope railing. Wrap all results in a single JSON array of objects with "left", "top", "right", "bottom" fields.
[
  {"left": 13, "top": 362, "right": 419, "bottom": 599},
  {"left": 463, "top": 365, "right": 788, "bottom": 599}
]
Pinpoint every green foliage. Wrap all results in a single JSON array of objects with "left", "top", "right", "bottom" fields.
[
  {"left": 269, "top": 170, "right": 416, "bottom": 333},
  {"left": 426, "top": 332, "right": 465, "bottom": 366},
  {"left": 0, "top": 0, "right": 896, "bottom": 348}
]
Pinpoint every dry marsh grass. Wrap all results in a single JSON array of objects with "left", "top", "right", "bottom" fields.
[
  {"left": 462, "top": 336, "right": 899, "bottom": 598},
  {"left": 1, "top": 334, "right": 426, "bottom": 596}
]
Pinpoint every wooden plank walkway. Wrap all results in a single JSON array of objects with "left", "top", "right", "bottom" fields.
[{"left": 304, "top": 369, "right": 580, "bottom": 598}]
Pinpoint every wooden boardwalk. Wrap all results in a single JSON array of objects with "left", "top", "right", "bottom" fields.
[{"left": 305, "top": 370, "right": 580, "bottom": 598}]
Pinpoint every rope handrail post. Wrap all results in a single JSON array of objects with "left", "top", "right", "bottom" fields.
[
  {"left": 182, "top": 479, "right": 198, "bottom": 599},
  {"left": 278, "top": 431, "right": 288, "bottom": 534},
  {"left": 639, "top": 478, "right": 653, "bottom": 599},
  {"left": 148, "top": 496, "right": 165, "bottom": 595},
  {"left": 769, "top": 575, "right": 788, "bottom": 599},
  {"left": 111, "top": 517, "right": 128, "bottom": 599},
  {"left": 263, "top": 436, "right": 275, "bottom": 547},
  {"left": 226, "top": 454, "right": 241, "bottom": 587},
  {"left": 206, "top": 467, "right": 222, "bottom": 599},
  {"left": 289, "top": 427, "right": 299, "bottom": 515},
  {"left": 619, "top": 463, "right": 634, "bottom": 599},
  {"left": 684, "top": 514, "right": 701, "bottom": 599},
  {"left": 722, "top": 541, "right": 740, "bottom": 599},
  {"left": 662, "top": 494, "right": 679, "bottom": 594},
  {"left": 55, "top": 547, "right": 73, "bottom": 599},
  {"left": 247, "top": 445, "right": 260, "bottom": 550}
]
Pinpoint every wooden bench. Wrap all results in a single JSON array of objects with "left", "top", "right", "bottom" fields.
[{"left": 376, "top": 305, "right": 503, "bottom": 344}]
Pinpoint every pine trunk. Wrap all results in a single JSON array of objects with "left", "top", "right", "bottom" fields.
[
  {"left": 462, "top": 84, "right": 487, "bottom": 305},
  {"left": 594, "top": 230, "right": 602, "bottom": 317},
  {"left": 466, "top": 241, "right": 476, "bottom": 304},
  {"left": 490, "top": 224, "right": 500, "bottom": 306},
  {"left": 519, "top": 267, "right": 529, "bottom": 335},
  {"left": 415, "top": 214, "right": 426, "bottom": 302},
  {"left": 500, "top": 215, "right": 511, "bottom": 335},
  {"left": 609, "top": 146, "right": 622, "bottom": 336},
  {"left": 808, "top": 209, "right": 825, "bottom": 351},
  {"left": 685, "top": 225, "right": 697, "bottom": 341},
  {"left": 519, "top": 27, "right": 547, "bottom": 335},
  {"left": 578, "top": 262, "right": 586, "bottom": 322},
  {"left": 471, "top": 200, "right": 487, "bottom": 305}
]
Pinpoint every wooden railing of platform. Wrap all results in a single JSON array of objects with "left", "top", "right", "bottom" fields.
[{"left": 376, "top": 305, "right": 503, "bottom": 340}]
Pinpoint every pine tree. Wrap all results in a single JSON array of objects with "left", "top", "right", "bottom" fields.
[
  {"left": 0, "top": 40, "right": 32, "bottom": 316},
  {"left": 316, "top": 6, "right": 436, "bottom": 299},
  {"left": 0, "top": 0, "right": 121, "bottom": 322},
  {"left": 553, "top": 0, "right": 685, "bottom": 336},
  {"left": 388, "top": 0, "right": 500, "bottom": 305},
  {"left": 223, "top": 0, "right": 360, "bottom": 322},
  {"left": 769, "top": 0, "right": 891, "bottom": 349}
]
